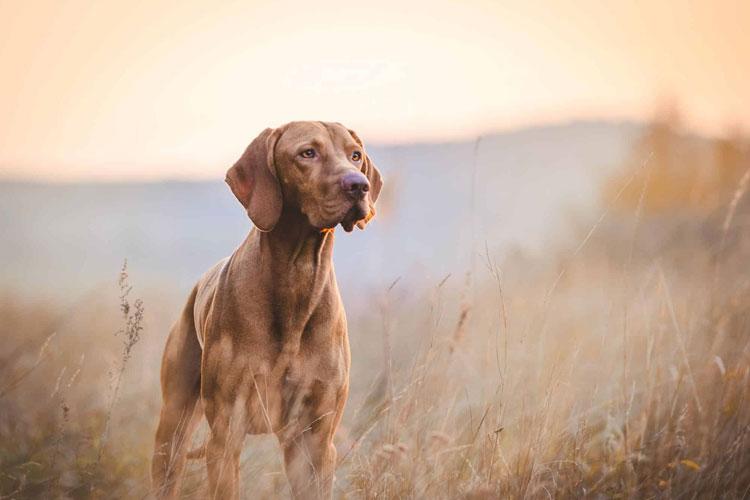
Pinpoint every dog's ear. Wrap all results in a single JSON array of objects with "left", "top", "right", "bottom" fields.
[
  {"left": 225, "top": 127, "right": 283, "bottom": 232},
  {"left": 348, "top": 129, "right": 383, "bottom": 230}
]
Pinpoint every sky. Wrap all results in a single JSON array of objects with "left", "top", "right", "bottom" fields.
[{"left": 0, "top": 0, "right": 748, "bottom": 181}]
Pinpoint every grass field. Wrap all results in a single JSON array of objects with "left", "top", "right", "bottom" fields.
[{"left": 2, "top": 175, "right": 750, "bottom": 499}]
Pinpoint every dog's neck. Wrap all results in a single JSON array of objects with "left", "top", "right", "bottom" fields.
[
  {"left": 258, "top": 209, "right": 335, "bottom": 272},
  {"left": 242, "top": 209, "right": 336, "bottom": 350}
]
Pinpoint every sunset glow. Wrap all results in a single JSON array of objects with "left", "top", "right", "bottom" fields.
[{"left": 1, "top": 0, "right": 748, "bottom": 180}]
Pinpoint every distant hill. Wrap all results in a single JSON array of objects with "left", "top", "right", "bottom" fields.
[{"left": 0, "top": 121, "right": 642, "bottom": 309}]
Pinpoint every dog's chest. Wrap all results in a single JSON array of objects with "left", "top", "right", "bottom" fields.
[{"left": 237, "top": 338, "right": 347, "bottom": 436}]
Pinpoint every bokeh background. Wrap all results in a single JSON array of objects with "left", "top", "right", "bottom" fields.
[{"left": 2, "top": 1, "right": 750, "bottom": 498}]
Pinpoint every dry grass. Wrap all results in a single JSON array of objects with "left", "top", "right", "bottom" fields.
[{"left": 2, "top": 193, "right": 750, "bottom": 498}]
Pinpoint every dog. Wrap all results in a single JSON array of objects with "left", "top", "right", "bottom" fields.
[{"left": 151, "top": 121, "right": 382, "bottom": 499}]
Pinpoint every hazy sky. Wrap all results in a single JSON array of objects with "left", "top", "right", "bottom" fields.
[{"left": 1, "top": 0, "right": 748, "bottom": 180}]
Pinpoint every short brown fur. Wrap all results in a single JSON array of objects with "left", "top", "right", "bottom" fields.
[{"left": 151, "top": 122, "right": 382, "bottom": 499}]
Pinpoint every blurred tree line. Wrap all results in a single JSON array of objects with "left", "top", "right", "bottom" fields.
[{"left": 605, "top": 102, "right": 750, "bottom": 214}]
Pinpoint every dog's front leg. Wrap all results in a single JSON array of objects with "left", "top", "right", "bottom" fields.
[
  {"left": 204, "top": 396, "right": 248, "bottom": 500},
  {"left": 282, "top": 431, "right": 337, "bottom": 500},
  {"left": 280, "top": 384, "right": 347, "bottom": 500}
]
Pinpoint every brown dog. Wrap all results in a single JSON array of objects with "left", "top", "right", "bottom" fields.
[{"left": 151, "top": 122, "right": 382, "bottom": 499}]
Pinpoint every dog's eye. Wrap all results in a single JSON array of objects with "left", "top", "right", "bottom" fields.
[
  {"left": 300, "top": 148, "right": 317, "bottom": 159},
  {"left": 351, "top": 151, "right": 362, "bottom": 162}
]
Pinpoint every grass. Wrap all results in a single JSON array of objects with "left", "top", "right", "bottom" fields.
[{"left": 2, "top": 190, "right": 750, "bottom": 498}]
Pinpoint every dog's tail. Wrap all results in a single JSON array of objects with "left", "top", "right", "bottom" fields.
[{"left": 185, "top": 399, "right": 206, "bottom": 460}]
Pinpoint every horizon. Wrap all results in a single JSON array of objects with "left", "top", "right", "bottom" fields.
[{"left": 1, "top": 117, "right": 638, "bottom": 183}]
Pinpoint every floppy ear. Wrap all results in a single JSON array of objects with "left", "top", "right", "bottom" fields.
[
  {"left": 348, "top": 129, "right": 383, "bottom": 230},
  {"left": 225, "top": 128, "right": 283, "bottom": 232}
]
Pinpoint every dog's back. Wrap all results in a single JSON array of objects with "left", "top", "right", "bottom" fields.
[{"left": 193, "top": 257, "right": 229, "bottom": 349}]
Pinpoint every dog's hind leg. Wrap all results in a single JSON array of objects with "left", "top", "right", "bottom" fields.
[{"left": 152, "top": 287, "right": 203, "bottom": 499}]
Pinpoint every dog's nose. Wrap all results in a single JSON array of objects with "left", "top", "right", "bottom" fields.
[{"left": 340, "top": 171, "right": 370, "bottom": 199}]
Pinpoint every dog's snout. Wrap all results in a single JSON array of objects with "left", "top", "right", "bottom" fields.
[{"left": 340, "top": 171, "right": 370, "bottom": 199}]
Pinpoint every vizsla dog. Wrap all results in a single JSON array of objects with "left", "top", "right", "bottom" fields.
[{"left": 151, "top": 121, "right": 382, "bottom": 499}]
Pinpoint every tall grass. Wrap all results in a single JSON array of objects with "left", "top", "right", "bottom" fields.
[{"left": 2, "top": 191, "right": 750, "bottom": 498}]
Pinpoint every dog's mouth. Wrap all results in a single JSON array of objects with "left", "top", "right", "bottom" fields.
[{"left": 339, "top": 201, "right": 369, "bottom": 233}]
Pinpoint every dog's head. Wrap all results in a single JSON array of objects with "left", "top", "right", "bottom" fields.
[{"left": 226, "top": 121, "right": 383, "bottom": 233}]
